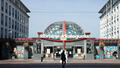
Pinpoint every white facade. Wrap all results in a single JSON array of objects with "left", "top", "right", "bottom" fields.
[
  {"left": 99, "top": 0, "right": 120, "bottom": 39},
  {"left": 0, "top": 0, "right": 30, "bottom": 38}
]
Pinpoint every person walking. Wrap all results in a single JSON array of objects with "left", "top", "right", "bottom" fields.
[
  {"left": 61, "top": 50, "right": 66, "bottom": 68},
  {"left": 41, "top": 51, "right": 45, "bottom": 62}
]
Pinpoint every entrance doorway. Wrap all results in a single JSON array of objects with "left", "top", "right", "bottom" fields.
[
  {"left": 54, "top": 46, "right": 62, "bottom": 58},
  {"left": 54, "top": 46, "right": 73, "bottom": 59},
  {"left": 66, "top": 48, "right": 73, "bottom": 58}
]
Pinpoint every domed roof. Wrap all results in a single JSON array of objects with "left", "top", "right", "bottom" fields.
[{"left": 44, "top": 21, "right": 84, "bottom": 36}]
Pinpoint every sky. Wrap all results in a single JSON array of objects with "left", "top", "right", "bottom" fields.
[{"left": 21, "top": 0, "right": 108, "bottom": 38}]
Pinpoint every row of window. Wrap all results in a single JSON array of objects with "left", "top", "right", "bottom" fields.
[
  {"left": 1, "top": 0, "right": 29, "bottom": 24},
  {"left": 1, "top": 13, "right": 28, "bottom": 33},
  {"left": 0, "top": 0, "right": 29, "bottom": 38},
  {"left": 101, "top": 29, "right": 119, "bottom": 38},
  {"left": 100, "top": 14, "right": 119, "bottom": 29},
  {"left": 102, "top": 1, "right": 119, "bottom": 15},
  {"left": 0, "top": 27, "right": 28, "bottom": 38},
  {"left": 100, "top": 17, "right": 119, "bottom": 30}
]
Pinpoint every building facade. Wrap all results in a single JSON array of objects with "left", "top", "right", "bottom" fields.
[
  {"left": 0, "top": 0, "right": 30, "bottom": 38},
  {"left": 0, "top": 21, "right": 118, "bottom": 60},
  {"left": 99, "top": 0, "right": 120, "bottom": 38},
  {"left": 37, "top": 21, "right": 94, "bottom": 60}
]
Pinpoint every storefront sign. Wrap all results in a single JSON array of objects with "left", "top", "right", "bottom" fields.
[{"left": 39, "top": 34, "right": 89, "bottom": 39}]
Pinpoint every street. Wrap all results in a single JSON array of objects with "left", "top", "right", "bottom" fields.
[{"left": 0, "top": 63, "right": 120, "bottom": 68}]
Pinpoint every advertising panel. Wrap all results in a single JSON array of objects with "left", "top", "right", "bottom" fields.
[
  {"left": 96, "top": 46, "right": 117, "bottom": 59},
  {"left": 17, "top": 46, "right": 24, "bottom": 58}
]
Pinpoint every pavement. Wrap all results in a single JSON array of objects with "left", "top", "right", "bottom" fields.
[
  {"left": 0, "top": 59, "right": 120, "bottom": 64},
  {"left": 0, "top": 63, "right": 120, "bottom": 68}
]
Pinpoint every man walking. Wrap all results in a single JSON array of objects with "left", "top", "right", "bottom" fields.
[
  {"left": 61, "top": 50, "right": 66, "bottom": 68},
  {"left": 41, "top": 51, "right": 45, "bottom": 62}
]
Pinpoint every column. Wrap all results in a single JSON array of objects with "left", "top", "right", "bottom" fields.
[
  {"left": 24, "top": 47, "right": 28, "bottom": 59},
  {"left": 90, "top": 40, "right": 95, "bottom": 60},
  {"left": 41, "top": 40, "right": 44, "bottom": 54},
  {"left": 84, "top": 40, "right": 87, "bottom": 59},
  {"left": 118, "top": 42, "right": 120, "bottom": 59},
  {"left": 99, "top": 42, "right": 105, "bottom": 59},
  {"left": 24, "top": 42, "right": 29, "bottom": 59},
  {"left": 73, "top": 46, "right": 75, "bottom": 59},
  {"left": 33, "top": 43, "right": 37, "bottom": 54}
]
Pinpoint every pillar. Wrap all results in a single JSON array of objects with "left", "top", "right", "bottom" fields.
[
  {"left": 33, "top": 43, "right": 37, "bottom": 54},
  {"left": 73, "top": 46, "right": 76, "bottom": 59},
  {"left": 99, "top": 47, "right": 104, "bottom": 59},
  {"left": 41, "top": 40, "right": 44, "bottom": 55},
  {"left": 99, "top": 42, "right": 105, "bottom": 59},
  {"left": 24, "top": 42, "right": 29, "bottom": 59},
  {"left": 24, "top": 48, "right": 28, "bottom": 59},
  {"left": 84, "top": 40, "right": 87, "bottom": 59},
  {"left": 118, "top": 42, "right": 120, "bottom": 59}
]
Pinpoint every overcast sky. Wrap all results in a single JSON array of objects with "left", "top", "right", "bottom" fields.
[{"left": 21, "top": 0, "right": 108, "bottom": 38}]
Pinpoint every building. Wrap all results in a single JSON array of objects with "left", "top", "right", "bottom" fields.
[
  {"left": 99, "top": 0, "right": 120, "bottom": 38},
  {"left": 13, "top": 21, "right": 119, "bottom": 60},
  {"left": 0, "top": 21, "right": 119, "bottom": 60},
  {"left": 37, "top": 21, "right": 94, "bottom": 60},
  {"left": 0, "top": 0, "right": 30, "bottom": 38}
]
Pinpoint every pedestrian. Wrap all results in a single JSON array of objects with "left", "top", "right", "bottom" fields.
[
  {"left": 41, "top": 51, "right": 45, "bottom": 62},
  {"left": 61, "top": 50, "right": 66, "bottom": 68},
  {"left": 12, "top": 47, "right": 17, "bottom": 59}
]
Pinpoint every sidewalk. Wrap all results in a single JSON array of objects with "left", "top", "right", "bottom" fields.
[{"left": 0, "top": 59, "right": 120, "bottom": 64}]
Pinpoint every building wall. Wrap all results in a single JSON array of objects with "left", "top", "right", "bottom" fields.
[
  {"left": 0, "top": 0, "right": 30, "bottom": 38},
  {"left": 100, "top": 0, "right": 120, "bottom": 38}
]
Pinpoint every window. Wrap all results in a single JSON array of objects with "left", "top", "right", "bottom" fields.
[
  {"left": 12, "top": 31, "right": 14, "bottom": 38},
  {"left": 15, "top": 21, "right": 17, "bottom": 30},
  {"left": 15, "top": 9, "right": 17, "bottom": 19},
  {"left": 117, "top": 18, "right": 119, "bottom": 22},
  {"left": 1, "top": 0, "right": 4, "bottom": 11},
  {"left": 15, "top": 32, "right": 17, "bottom": 38},
  {"left": 1, "top": 13, "right": 4, "bottom": 25},
  {"left": 12, "top": 19, "right": 14, "bottom": 29},
  {"left": 5, "top": 2, "right": 8, "bottom": 13},
  {"left": 5, "top": 29, "right": 7, "bottom": 38},
  {"left": 117, "top": 31, "right": 119, "bottom": 34},
  {"left": 18, "top": 11, "right": 19, "bottom": 20},
  {"left": 12, "top": 8, "right": 14, "bottom": 17},
  {"left": 9, "top": 5, "right": 11, "bottom": 16},
  {"left": 9, "top": 18, "right": 11, "bottom": 28},
  {"left": 114, "top": 8, "right": 116, "bottom": 12},
  {"left": 5, "top": 16, "right": 8, "bottom": 27},
  {"left": 1, "top": 28, "right": 3, "bottom": 38},
  {"left": 117, "top": 6, "right": 119, "bottom": 10}
]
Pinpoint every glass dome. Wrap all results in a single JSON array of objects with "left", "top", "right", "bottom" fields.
[{"left": 44, "top": 21, "right": 84, "bottom": 36}]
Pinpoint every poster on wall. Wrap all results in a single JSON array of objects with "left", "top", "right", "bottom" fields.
[
  {"left": 17, "top": 46, "right": 24, "bottom": 58},
  {"left": 95, "top": 46, "right": 117, "bottom": 59},
  {"left": 104, "top": 46, "right": 117, "bottom": 59}
]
